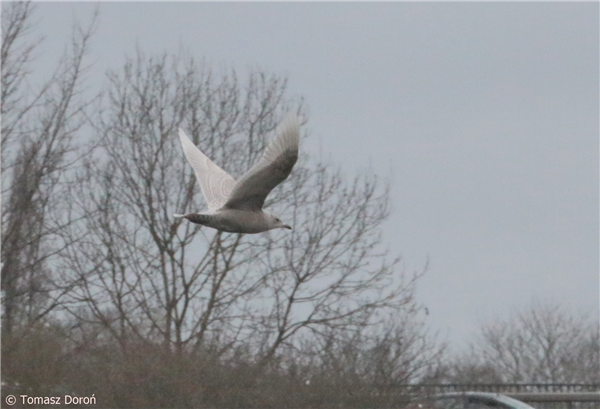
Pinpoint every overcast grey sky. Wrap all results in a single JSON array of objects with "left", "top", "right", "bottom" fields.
[{"left": 31, "top": 2, "right": 598, "bottom": 352}]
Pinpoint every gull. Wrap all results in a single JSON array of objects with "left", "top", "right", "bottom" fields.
[{"left": 174, "top": 113, "right": 300, "bottom": 233}]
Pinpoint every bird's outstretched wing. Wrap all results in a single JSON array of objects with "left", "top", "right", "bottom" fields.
[
  {"left": 224, "top": 113, "right": 300, "bottom": 211},
  {"left": 178, "top": 128, "right": 237, "bottom": 212}
]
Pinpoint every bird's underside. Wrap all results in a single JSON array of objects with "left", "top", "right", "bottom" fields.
[{"left": 178, "top": 209, "right": 277, "bottom": 234}]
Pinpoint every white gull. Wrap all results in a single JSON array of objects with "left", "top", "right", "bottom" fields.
[{"left": 174, "top": 113, "right": 300, "bottom": 233}]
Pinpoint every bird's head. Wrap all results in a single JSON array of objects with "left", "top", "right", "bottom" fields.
[{"left": 267, "top": 212, "right": 292, "bottom": 231}]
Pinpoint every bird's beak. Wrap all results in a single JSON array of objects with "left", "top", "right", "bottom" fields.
[{"left": 283, "top": 225, "right": 292, "bottom": 230}]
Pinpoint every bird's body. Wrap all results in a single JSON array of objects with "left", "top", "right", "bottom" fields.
[
  {"left": 175, "top": 113, "right": 300, "bottom": 234},
  {"left": 181, "top": 209, "right": 280, "bottom": 234}
]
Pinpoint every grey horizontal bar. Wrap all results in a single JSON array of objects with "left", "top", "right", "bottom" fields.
[{"left": 507, "top": 393, "right": 600, "bottom": 402}]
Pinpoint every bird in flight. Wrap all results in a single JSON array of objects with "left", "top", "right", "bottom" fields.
[{"left": 175, "top": 113, "right": 300, "bottom": 234}]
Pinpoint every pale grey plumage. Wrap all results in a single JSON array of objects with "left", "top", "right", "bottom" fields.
[
  {"left": 175, "top": 113, "right": 300, "bottom": 233},
  {"left": 177, "top": 127, "right": 236, "bottom": 212}
]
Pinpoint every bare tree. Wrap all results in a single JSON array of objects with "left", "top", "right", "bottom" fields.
[
  {"left": 59, "top": 48, "right": 425, "bottom": 373},
  {"left": 304, "top": 310, "right": 443, "bottom": 387},
  {"left": 444, "top": 300, "right": 599, "bottom": 384},
  {"left": 1, "top": 1, "right": 97, "bottom": 335}
]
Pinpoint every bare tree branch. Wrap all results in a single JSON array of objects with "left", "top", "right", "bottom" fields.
[{"left": 1, "top": 1, "right": 98, "bottom": 334}]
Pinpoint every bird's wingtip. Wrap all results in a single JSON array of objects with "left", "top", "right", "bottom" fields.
[
  {"left": 276, "top": 112, "right": 300, "bottom": 142},
  {"left": 179, "top": 128, "right": 194, "bottom": 142}
]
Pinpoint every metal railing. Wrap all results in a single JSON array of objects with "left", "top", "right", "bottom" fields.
[
  {"left": 401, "top": 384, "right": 600, "bottom": 409},
  {"left": 401, "top": 383, "right": 600, "bottom": 394}
]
